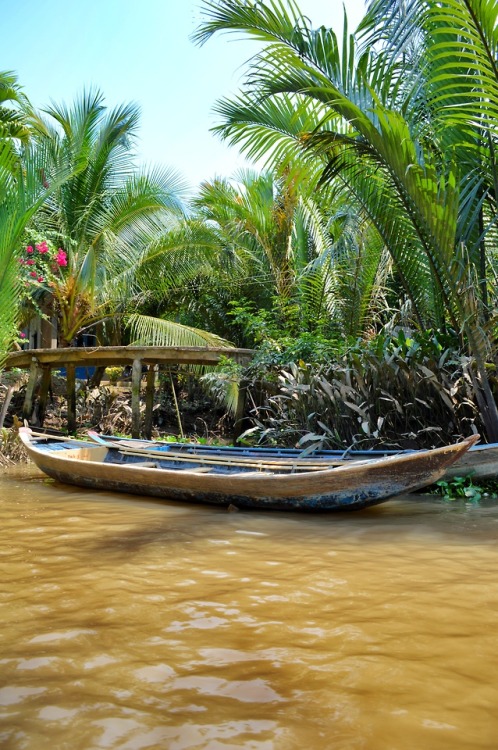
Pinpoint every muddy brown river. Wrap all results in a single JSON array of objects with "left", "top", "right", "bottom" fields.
[{"left": 1, "top": 463, "right": 498, "bottom": 749}]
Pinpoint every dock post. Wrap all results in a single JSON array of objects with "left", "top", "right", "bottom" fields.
[
  {"left": 131, "top": 358, "right": 142, "bottom": 438},
  {"left": 144, "top": 365, "right": 156, "bottom": 439},
  {"left": 66, "top": 364, "right": 76, "bottom": 434},
  {"left": 233, "top": 378, "right": 248, "bottom": 442},
  {"left": 22, "top": 358, "right": 40, "bottom": 424},
  {"left": 36, "top": 366, "right": 52, "bottom": 427}
]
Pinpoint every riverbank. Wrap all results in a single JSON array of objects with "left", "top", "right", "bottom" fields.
[
  {"left": 0, "top": 373, "right": 231, "bottom": 467},
  {"left": 0, "top": 421, "right": 28, "bottom": 466}
]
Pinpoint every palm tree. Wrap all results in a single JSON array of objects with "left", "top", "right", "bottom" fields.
[
  {"left": 196, "top": 170, "right": 304, "bottom": 331},
  {"left": 192, "top": 169, "right": 390, "bottom": 341},
  {"left": 194, "top": 0, "right": 498, "bottom": 440},
  {"left": 357, "top": 0, "right": 498, "bottom": 306},
  {"left": 0, "top": 141, "right": 71, "bottom": 368},
  {"left": 0, "top": 70, "right": 30, "bottom": 154},
  {"left": 25, "top": 90, "right": 227, "bottom": 348},
  {"left": 120, "top": 168, "right": 329, "bottom": 344}
]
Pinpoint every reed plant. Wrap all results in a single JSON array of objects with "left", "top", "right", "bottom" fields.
[{"left": 240, "top": 332, "right": 481, "bottom": 449}]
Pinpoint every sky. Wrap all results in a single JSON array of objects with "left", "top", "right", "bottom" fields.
[{"left": 1, "top": 0, "right": 366, "bottom": 191}]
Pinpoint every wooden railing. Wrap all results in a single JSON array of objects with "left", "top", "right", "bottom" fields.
[{"left": 4, "top": 346, "right": 254, "bottom": 438}]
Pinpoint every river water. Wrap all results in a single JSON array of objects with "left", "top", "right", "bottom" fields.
[{"left": 1, "top": 464, "right": 498, "bottom": 750}]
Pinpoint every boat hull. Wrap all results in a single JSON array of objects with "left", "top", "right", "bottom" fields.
[
  {"left": 33, "top": 462, "right": 396, "bottom": 511},
  {"left": 20, "top": 429, "right": 478, "bottom": 512}
]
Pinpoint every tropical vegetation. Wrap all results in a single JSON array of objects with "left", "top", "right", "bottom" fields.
[
  {"left": 25, "top": 90, "right": 233, "bottom": 348},
  {"left": 193, "top": 0, "right": 498, "bottom": 442},
  {"left": 2, "top": 0, "right": 498, "bottom": 450}
]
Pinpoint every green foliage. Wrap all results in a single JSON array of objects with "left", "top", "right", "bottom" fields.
[
  {"left": 0, "top": 70, "right": 30, "bottom": 153},
  {"left": 29, "top": 90, "right": 188, "bottom": 346},
  {"left": 434, "top": 474, "right": 487, "bottom": 502},
  {"left": 228, "top": 300, "right": 343, "bottom": 359},
  {"left": 126, "top": 313, "right": 231, "bottom": 348},
  {"left": 104, "top": 367, "right": 122, "bottom": 384},
  {"left": 200, "top": 355, "right": 244, "bottom": 416},
  {"left": 238, "top": 329, "right": 480, "bottom": 449},
  {"left": 185, "top": 169, "right": 386, "bottom": 346},
  {"left": 0, "top": 139, "right": 71, "bottom": 367},
  {"left": 195, "top": 0, "right": 498, "bottom": 440}
]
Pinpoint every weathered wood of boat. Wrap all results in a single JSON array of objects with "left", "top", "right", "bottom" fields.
[
  {"left": 19, "top": 428, "right": 478, "bottom": 512},
  {"left": 91, "top": 432, "right": 498, "bottom": 481}
]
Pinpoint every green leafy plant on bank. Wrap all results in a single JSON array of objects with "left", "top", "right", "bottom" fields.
[
  {"left": 433, "top": 474, "right": 498, "bottom": 502},
  {"left": 237, "top": 328, "right": 479, "bottom": 449},
  {"left": 104, "top": 367, "right": 123, "bottom": 385}
]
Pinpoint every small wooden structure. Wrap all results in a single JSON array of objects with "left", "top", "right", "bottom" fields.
[{"left": 4, "top": 346, "right": 254, "bottom": 438}]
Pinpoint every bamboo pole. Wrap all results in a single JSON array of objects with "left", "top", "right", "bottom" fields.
[
  {"left": 169, "top": 370, "right": 184, "bottom": 439},
  {"left": 112, "top": 442, "right": 348, "bottom": 472},
  {"left": 86, "top": 431, "right": 352, "bottom": 468},
  {"left": 0, "top": 386, "right": 14, "bottom": 429},
  {"left": 29, "top": 431, "right": 82, "bottom": 442},
  {"left": 233, "top": 378, "right": 247, "bottom": 441}
]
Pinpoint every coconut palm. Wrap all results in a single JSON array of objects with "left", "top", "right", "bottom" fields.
[
  {"left": 0, "top": 141, "right": 71, "bottom": 368},
  {"left": 0, "top": 70, "right": 30, "bottom": 153},
  {"left": 195, "top": 0, "right": 498, "bottom": 439},
  {"left": 26, "top": 90, "right": 227, "bottom": 348},
  {"left": 357, "top": 0, "right": 498, "bottom": 304}
]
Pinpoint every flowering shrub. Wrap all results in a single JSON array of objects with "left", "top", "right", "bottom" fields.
[
  {"left": 19, "top": 239, "right": 67, "bottom": 292},
  {"left": 19, "top": 236, "right": 95, "bottom": 346}
]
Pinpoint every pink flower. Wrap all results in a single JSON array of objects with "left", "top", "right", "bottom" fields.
[
  {"left": 36, "top": 241, "right": 49, "bottom": 254},
  {"left": 26, "top": 246, "right": 34, "bottom": 254},
  {"left": 29, "top": 271, "right": 37, "bottom": 278},
  {"left": 56, "top": 249, "right": 67, "bottom": 266},
  {"left": 19, "top": 332, "right": 26, "bottom": 339},
  {"left": 37, "top": 276, "right": 44, "bottom": 282},
  {"left": 26, "top": 259, "right": 35, "bottom": 265}
]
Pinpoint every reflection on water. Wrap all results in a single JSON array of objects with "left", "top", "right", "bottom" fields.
[{"left": 1, "top": 464, "right": 498, "bottom": 749}]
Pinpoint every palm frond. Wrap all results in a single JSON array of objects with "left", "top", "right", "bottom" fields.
[{"left": 126, "top": 313, "right": 233, "bottom": 348}]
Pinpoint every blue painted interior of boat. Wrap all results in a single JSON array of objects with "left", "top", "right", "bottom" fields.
[
  {"left": 31, "top": 437, "right": 300, "bottom": 475},
  {"left": 99, "top": 433, "right": 397, "bottom": 458},
  {"left": 32, "top": 439, "right": 97, "bottom": 451},
  {"left": 103, "top": 450, "right": 265, "bottom": 475}
]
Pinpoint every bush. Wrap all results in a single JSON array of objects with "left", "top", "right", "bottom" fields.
[{"left": 239, "top": 330, "right": 480, "bottom": 449}]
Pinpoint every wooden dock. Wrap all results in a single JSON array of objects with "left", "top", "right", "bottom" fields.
[{"left": 4, "top": 346, "right": 254, "bottom": 438}]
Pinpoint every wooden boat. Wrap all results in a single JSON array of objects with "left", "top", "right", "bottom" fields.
[
  {"left": 90, "top": 432, "right": 498, "bottom": 481},
  {"left": 19, "top": 427, "right": 478, "bottom": 512}
]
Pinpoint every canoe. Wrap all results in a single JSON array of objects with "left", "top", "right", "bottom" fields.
[
  {"left": 90, "top": 432, "right": 498, "bottom": 481},
  {"left": 19, "top": 427, "right": 478, "bottom": 512}
]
